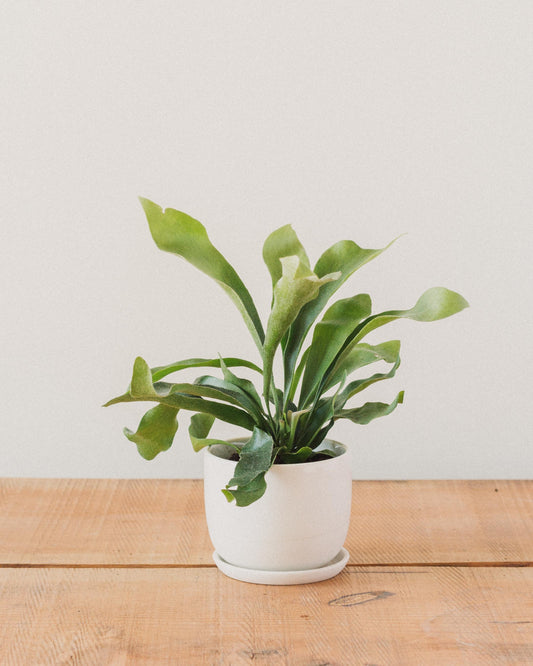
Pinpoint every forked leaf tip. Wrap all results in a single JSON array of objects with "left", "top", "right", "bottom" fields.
[{"left": 222, "top": 488, "right": 235, "bottom": 503}]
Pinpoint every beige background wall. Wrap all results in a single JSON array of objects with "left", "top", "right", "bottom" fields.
[{"left": 2, "top": 1, "right": 532, "bottom": 479}]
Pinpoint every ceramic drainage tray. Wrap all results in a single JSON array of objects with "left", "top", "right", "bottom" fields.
[{"left": 213, "top": 548, "right": 349, "bottom": 585}]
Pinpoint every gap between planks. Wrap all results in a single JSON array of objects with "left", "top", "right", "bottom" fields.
[{"left": 1, "top": 561, "right": 532, "bottom": 569}]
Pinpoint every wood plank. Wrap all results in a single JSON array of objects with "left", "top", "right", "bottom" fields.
[
  {"left": 0, "top": 479, "right": 211, "bottom": 566},
  {"left": 350, "top": 479, "right": 533, "bottom": 566},
  {"left": 1, "top": 479, "right": 532, "bottom": 566},
  {"left": 1, "top": 566, "right": 532, "bottom": 665}
]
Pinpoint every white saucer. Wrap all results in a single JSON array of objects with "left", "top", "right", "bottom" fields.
[{"left": 212, "top": 548, "right": 349, "bottom": 585}]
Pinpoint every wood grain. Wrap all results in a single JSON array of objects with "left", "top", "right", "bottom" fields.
[
  {"left": 0, "top": 479, "right": 211, "bottom": 566},
  {"left": 1, "top": 566, "right": 532, "bottom": 665},
  {"left": 1, "top": 479, "right": 532, "bottom": 664},
  {"left": 1, "top": 479, "right": 532, "bottom": 566}
]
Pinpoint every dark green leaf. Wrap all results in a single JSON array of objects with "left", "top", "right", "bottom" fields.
[
  {"left": 325, "top": 340, "right": 401, "bottom": 393},
  {"left": 104, "top": 356, "right": 256, "bottom": 431},
  {"left": 277, "top": 446, "right": 315, "bottom": 463},
  {"left": 223, "top": 472, "right": 267, "bottom": 507},
  {"left": 278, "top": 445, "right": 338, "bottom": 462},
  {"left": 293, "top": 369, "right": 348, "bottom": 449},
  {"left": 151, "top": 357, "right": 262, "bottom": 382},
  {"left": 335, "top": 391, "right": 405, "bottom": 425},
  {"left": 194, "top": 374, "right": 266, "bottom": 428},
  {"left": 283, "top": 237, "right": 398, "bottom": 393},
  {"left": 296, "top": 397, "right": 336, "bottom": 446},
  {"left": 284, "top": 346, "right": 310, "bottom": 406},
  {"left": 299, "top": 294, "right": 371, "bottom": 406},
  {"left": 307, "top": 423, "right": 335, "bottom": 449},
  {"left": 335, "top": 349, "right": 401, "bottom": 409},
  {"left": 227, "top": 428, "right": 274, "bottom": 488},
  {"left": 219, "top": 358, "right": 265, "bottom": 417},
  {"left": 314, "top": 448, "right": 339, "bottom": 458}
]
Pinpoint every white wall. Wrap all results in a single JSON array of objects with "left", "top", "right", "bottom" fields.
[{"left": 2, "top": 2, "right": 532, "bottom": 479}]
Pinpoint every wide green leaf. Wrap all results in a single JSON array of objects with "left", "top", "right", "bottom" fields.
[
  {"left": 226, "top": 428, "right": 274, "bottom": 488},
  {"left": 123, "top": 403, "right": 179, "bottom": 460},
  {"left": 188, "top": 413, "right": 235, "bottom": 452},
  {"left": 262, "top": 255, "right": 340, "bottom": 401},
  {"left": 307, "top": 424, "right": 336, "bottom": 449},
  {"left": 130, "top": 356, "right": 158, "bottom": 397},
  {"left": 349, "top": 287, "right": 469, "bottom": 347},
  {"left": 335, "top": 349, "right": 401, "bottom": 409},
  {"left": 276, "top": 446, "right": 316, "bottom": 464},
  {"left": 324, "top": 340, "right": 401, "bottom": 393},
  {"left": 276, "top": 444, "right": 338, "bottom": 462},
  {"left": 139, "top": 198, "right": 265, "bottom": 351},
  {"left": 335, "top": 391, "right": 405, "bottom": 425},
  {"left": 104, "top": 357, "right": 255, "bottom": 430},
  {"left": 219, "top": 358, "right": 265, "bottom": 413},
  {"left": 222, "top": 472, "right": 267, "bottom": 507},
  {"left": 151, "top": 357, "right": 262, "bottom": 382},
  {"left": 262, "top": 224, "right": 310, "bottom": 288},
  {"left": 108, "top": 358, "right": 228, "bottom": 404},
  {"left": 299, "top": 294, "right": 372, "bottom": 406},
  {"left": 282, "top": 237, "right": 398, "bottom": 392},
  {"left": 194, "top": 374, "right": 267, "bottom": 429}
]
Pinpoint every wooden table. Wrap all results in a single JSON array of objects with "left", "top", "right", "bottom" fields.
[{"left": 1, "top": 480, "right": 532, "bottom": 664}]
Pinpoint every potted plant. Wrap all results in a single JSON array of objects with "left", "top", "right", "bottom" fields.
[{"left": 105, "top": 198, "right": 468, "bottom": 584}]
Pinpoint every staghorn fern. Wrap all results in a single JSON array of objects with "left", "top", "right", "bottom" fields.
[{"left": 105, "top": 198, "right": 469, "bottom": 506}]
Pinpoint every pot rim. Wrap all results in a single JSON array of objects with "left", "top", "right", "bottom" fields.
[{"left": 205, "top": 438, "right": 347, "bottom": 467}]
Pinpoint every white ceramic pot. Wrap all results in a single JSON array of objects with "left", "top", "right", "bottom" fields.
[{"left": 203, "top": 440, "right": 352, "bottom": 574}]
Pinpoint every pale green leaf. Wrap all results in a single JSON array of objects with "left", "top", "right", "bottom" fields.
[
  {"left": 139, "top": 198, "right": 265, "bottom": 351},
  {"left": 124, "top": 403, "right": 179, "bottom": 460},
  {"left": 263, "top": 255, "right": 340, "bottom": 400},
  {"left": 352, "top": 287, "right": 469, "bottom": 343},
  {"left": 130, "top": 356, "right": 157, "bottom": 398},
  {"left": 262, "top": 224, "right": 310, "bottom": 288},
  {"left": 188, "top": 413, "right": 235, "bottom": 452}
]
